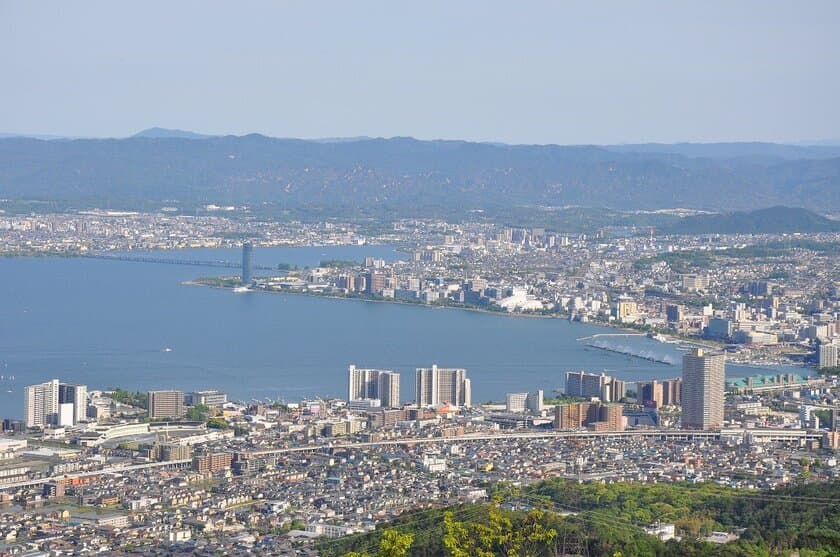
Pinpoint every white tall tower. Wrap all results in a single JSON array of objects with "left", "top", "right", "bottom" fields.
[{"left": 24, "top": 379, "right": 60, "bottom": 428}]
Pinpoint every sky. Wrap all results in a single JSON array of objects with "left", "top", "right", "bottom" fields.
[{"left": 1, "top": 1, "right": 839, "bottom": 145}]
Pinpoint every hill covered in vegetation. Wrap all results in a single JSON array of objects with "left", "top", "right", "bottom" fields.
[
  {"left": 2, "top": 136, "right": 840, "bottom": 217},
  {"left": 319, "top": 479, "right": 840, "bottom": 557}
]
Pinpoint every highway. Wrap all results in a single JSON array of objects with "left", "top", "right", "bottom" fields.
[{"left": 0, "top": 428, "right": 822, "bottom": 492}]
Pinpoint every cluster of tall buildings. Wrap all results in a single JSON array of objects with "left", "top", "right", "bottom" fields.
[
  {"left": 347, "top": 366, "right": 401, "bottom": 408},
  {"left": 23, "top": 380, "right": 87, "bottom": 428},
  {"left": 564, "top": 371, "right": 626, "bottom": 402},
  {"left": 555, "top": 348, "right": 726, "bottom": 432},
  {"left": 22, "top": 382, "right": 229, "bottom": 427},
  {"left": 347, "top": 364, "right": 472, "bottom": 408},
  {"left": 415, "top": 365, "right": 471, "bottom": 408}
]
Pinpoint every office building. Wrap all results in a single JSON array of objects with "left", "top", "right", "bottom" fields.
[
  {"left": 58, "top": 403, "right": 74, "bottom": 427},
  {"left": 614, "top": 297, "right": 638, "bottom": 321},
  {"left": 682, "top": 274, "right": 709, "bottom": 291},
  {"left": 24, "top": 379, "right": 59, "bottom": 428},
  {"left": 415, "top": 365, "right": 471, "bottom": 408},
  {"left": 704, "top": 318, "right": 733, "bottom": 340},
  {"left": 565, "top": 371, "right": 626, "bottom": 403},
  {"left": 665, "top": 304, "right": 684, "bottom": 323},
  {"left": 348, "top": 399, "right": 381, "bottom": 411},
  {"left": 506, "top": 392, "right": 528, "bottom": 413},
  {"left": 185, "top": 390, "right": 228, "bottom": 408},
  {"left": 681, "top": 348, "right": 725, "bottom": 430},
  {"left": 347, "top": 366, "right": 401, "bottom": 408},
  {"left": 148, "top": 390, "right": 185, "bottom": 420},
  {"left": 365, "top": 270, "right": 387, "bottom": 295},
  {"left": 58, "top": 383, "right": 88, "bottom": 424},
  {"left": 505, "top": 390, "right": 544, "bottom": 414},
  {"left": 241, "top": 242, "right": 253, "bottom": 285}
]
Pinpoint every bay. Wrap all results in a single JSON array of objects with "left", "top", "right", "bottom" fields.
[{"left": 0, "top": 245, "right": 804, "bottom": 419}]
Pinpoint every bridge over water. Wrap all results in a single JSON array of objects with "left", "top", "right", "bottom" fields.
[{"left": 81, "top": 253, "right": 277, "bottom": 271}]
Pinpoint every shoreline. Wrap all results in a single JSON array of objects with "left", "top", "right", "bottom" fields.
[
  {"left": 183, "top": 280, "right": 810, "bottom": 373},
  {"left": 183, "top": 279, "right": 574, "bottom": 322}
]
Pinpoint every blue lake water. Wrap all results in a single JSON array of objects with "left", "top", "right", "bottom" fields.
[{"left": 0, "top": 245, "right": 805, "bottom": 418}]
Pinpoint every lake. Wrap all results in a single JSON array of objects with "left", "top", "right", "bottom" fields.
[{"left": 0, "top": 245, "right": 803, "bottom": 418}]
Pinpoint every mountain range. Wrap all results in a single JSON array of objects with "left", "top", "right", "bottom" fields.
[{"left": 1, "top": 130, "right": 839, "bottom": 219}]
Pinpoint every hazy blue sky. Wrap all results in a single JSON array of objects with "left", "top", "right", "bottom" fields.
[{"left": 1, "top": 1, "right": 838, "bottom": 144}]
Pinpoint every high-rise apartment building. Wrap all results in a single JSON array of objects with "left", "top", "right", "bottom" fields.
[
  {"left": 555, "top": 401, "right": 593, "bottom": 429},
  {"left": 565, "top": 371, "right": 626, "bottom": 402},
  {"left": 192, "top": 451, "right": 233, "bottom": 474},
  {"left": 24, "top": 379, "right": 59, "bottom": 428},
  {"left": 58, "top": 383, "right": 88, "bottom": 424},
  {"left": 681, "top": 348, "right": 725, "bottom": 430},
  {"left": 347, "top": 365, "right": 400, "bottom": 408},
  {"left": 663, "top": 378, "right": 682, "bottom": 406},
  {"left": 148, "top": 390, "right": 185, "bottom": 419},
  {"left": 415, "top": 365, "right": 471, "bottom": 408},
  {"left": 637, "top": 378, "right": 682, "bottom": 409},
  {"left": 554, "top": 401, "right": 625, "bottom": 431},
  {"left": 637, "top": 380, "right": 664, "bottom": 409},
  {"left": 377, "top": 371, "right": 400, "bottom": 408},
  {"left": 819, "top": 343, "right": 838, "bottom": 368}
]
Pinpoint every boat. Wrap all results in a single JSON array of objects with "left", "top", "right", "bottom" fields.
[
  {"left": 163, "top": 347, "right": 173, "bottom": 352},
  {"left": 233, "top": 286, "right": 251, "bottom": 293}
]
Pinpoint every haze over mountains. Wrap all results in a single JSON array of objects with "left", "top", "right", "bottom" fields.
[{"left": 1, "top": 130, "right": 839, "bottom": 224}]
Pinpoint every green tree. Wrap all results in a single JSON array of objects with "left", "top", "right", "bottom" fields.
[
  {"left": 186, "top": 404, "right": 210, "bottom": 421},
  {"left": 206, "top": 417, "right": 229, "bottom": 429},
  {"left": 344, "top": 529, "right": 413, "bottom": 557},
  {"left": 443, "top": 507, "right": 556, "bottom": 557}
]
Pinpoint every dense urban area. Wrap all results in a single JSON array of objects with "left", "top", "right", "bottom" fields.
[{"left": 2, "top": 209, "right": 840, "bottom": 556}]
